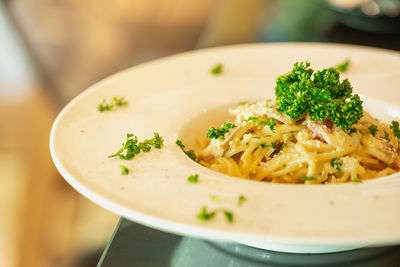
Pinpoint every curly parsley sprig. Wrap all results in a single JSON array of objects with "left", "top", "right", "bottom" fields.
[
  {"left": 176, "top": 139, "right": 200, "bottom": 162},
  {"left": 109, "top": 132, "right": 163, "bottom": 160},
  {"left": 206, "top": 122, "right": 236, "bottom": 139},
  {"left": 98, "top": 96, "right": 128, "bottom": 112},
  {"left": 275, "top": 61, "right": 363, "bottom": 130}
]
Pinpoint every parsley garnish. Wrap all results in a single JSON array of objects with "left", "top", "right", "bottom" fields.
[
  {"left": 299, "top": 176, "right": 316, "bottom": 181},
  {"left": 390, "top": 121, "right": 400, "bottom": 150},
  {"left": 259, "top": 142, "right": 281, "bottom": 150},
  {"left": 210, "top": 63, "right": 223, "bottom": 75},
  {"left": 390, "top": 121, "right": 400, "bottom": 138},
  {"left": 142, "top": 132, "right": 163, "bottom": 149},
  {"left": 368, "top": 125, "right": 378, "bottom": 136},
  {"left": 349, "top": 127, "right": 357, "bottom": 134},
  {"left": 176, "top": 139, "right": 185, "bottom": 148},
  {"left": 384, "top": 131, "right": 390, "bottom": 142},
  {"left": 245, "top": 117, "right": 276, "bottom": 132},
  {"left": 197, "top": 207, "right": 216, "bottom": 221},
  {"left": 209, "top": 195, "right": 220, "bottom": 202},
  {"left": 187, "top": 174, "right": 199, "bottom": 183},
  {"left": 271, "top": 142, "right": 277, "bottom": 149},
  {"left": 245, "top": 116, "right": 260, "bottom": 123},
  {"left": 197, "top": 207, "right": 234, "bottom": 223},
  {"left": 238, "top": 195, "right": 247, "bottom": 206},
  {"left": 239, "top": 101, "right": 248, "bottom": 105},
  {"left": 335, "top": 59, "right": 350, "bottom": 73},
  {"left": 98, "top": 100, "right": 112, "bottom": 112},
  {"left": 98, "top": 96, "right": 128, "bottom": 112},
  {"left": 283, "top": 163, "right": 287, "bottom": 168},
  {"left": 109, "top": 132, "right": 163, "bottom": 160},
  {"left": 351, "top": 177, "right": 362, "bottom": 183},
  {"left": 176, "top": 139, "right": 200, "bottom": 162},
  {"left": 223, "top": 211, "right": 234, "bottom": 223},
  {"left": 185, "top": 150, "right": 199, "bottom": 162},
  {"left": 330, "top": 158, "right": 342, "bottom": 173},
  {"left": 120, "top": 165, "right": 129, "bottom": 175},
  {"left": 206, "top": 122, "right": 236, "bottom": 139},
  {"left": 266, "top": 118, "right": 276, "bottom": 132},
  {"left": 275, "top": 61, "right": 362, "bottom": 130}
]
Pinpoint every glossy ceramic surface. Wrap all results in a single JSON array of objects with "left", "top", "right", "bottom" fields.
[{"left": 50, "top": 43, "right": 400, "bottom": 253}]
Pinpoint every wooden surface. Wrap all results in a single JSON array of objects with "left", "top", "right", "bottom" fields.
[
  {"left": 1, "top": 1, "right": 219, "bottom": 266},
  {"left": 0, "top": 88, "right": 120, "bottom": 267}
]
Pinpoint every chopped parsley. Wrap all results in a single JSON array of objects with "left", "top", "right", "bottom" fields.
[
  {"left": 210, "top": 63, "right": 223, "bottom": 75},
  {"left": 142, "top": 132, "right": 163, "bottom": 149},
  {"left": 176, "top": 139, "right": 200, "bottom": 162},
  {"left": 246, "top": 116, "right": 276, "bottom": 132},
  {"left": 335, "top": 59, "right": 350, "bottom": 73},
  {"left": 298, "top": 176, "right": 316, "bottom": 181},
  {"left": 239, "top": 101, "right": 248, "bottom": 105},
  {"left": 245, "top": 116, "right": 260, "bottom": 123},
  {"left": 283, "top": 163, "right": 287, "bottom": 168},
  {"left": 265, "top": 118, "right": 276, "bottom": 132},
  {"left": 197, "top": 207, "right": 234, "bottom": 223},
  {"left": 259, "top": 142, "right": 281, "bottom": 150},
  {"left": 368, "top": 124, "right": 378, "bottom": 136},
  {"left": 209, "top": 195, "right": 220, "bottom": 202},
  {"left": 238, "top": 195, "right": 247, "bottom": 206},
  {"left": 351, "top": 177, "right": 362, "bottom": 183},
  {"left": 390, "top": 121, "right": 400, "bottom": 150},
  {"left": 390, "top": 121, "right": 400, "bottom": 138},
  {"left": 120, "top": 165, "right": 129, "bottom": 175},
  {"left": 187, "top": 174, "right": 199, "bottom": 183},
  {"left": 349, "top": 127, "right": 357, "bottom": 134},
  {"left": 98, "top": 96, "right": 128, "bottom": 112},
  {"left": 223, "top": 211, "right": 234, "bottom": 223},
  {"left": 185, "top": 150, "right": 199, "bottom": 162},
  {"left": 330, "top": 158, "right": 342, "bottom": 173},
  {"left": 109, "top": 132, "right": 163, "bottom": 160},
  {"left": 197, "top": 207, "right": 216, "bottom": 221},
  {"left": 384, "top": 131, "right": 390, "bottom": 142},
  {"left": 206, "top": 122, "right": 236, "bottom": 139},
  {"left": 176, "top": 139, "right": 185, "bottom": 148},
  {"left": 98, "top": 100, "right": 112, "bottom": 112},
  {"left": 271, "top": 142, "right": 277, "bottom": 149}
]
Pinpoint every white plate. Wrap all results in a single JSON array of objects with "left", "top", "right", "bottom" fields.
[{"left": 50, "top": 43, "right": 400, "bottom": 253}]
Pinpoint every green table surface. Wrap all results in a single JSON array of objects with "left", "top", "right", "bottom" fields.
[{"left": 97, "top": 218, "right": 400, "bottom": 267}]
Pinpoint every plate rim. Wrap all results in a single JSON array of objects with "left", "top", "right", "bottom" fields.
[{"left": 50, "top": 42, "right": 400, "bottom": 250}]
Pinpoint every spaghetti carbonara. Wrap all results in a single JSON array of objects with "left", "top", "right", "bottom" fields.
[{"left": 198, "top": 62, "right": 400, "bottom": 184}]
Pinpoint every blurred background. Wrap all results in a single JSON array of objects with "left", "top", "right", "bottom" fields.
[{"left": 0, "top": 0, "right": 399, "bottom": 266}]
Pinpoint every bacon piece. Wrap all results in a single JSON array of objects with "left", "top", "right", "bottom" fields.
[
  {"left": 361, "top": 134, "right": 397, "bottom": 165},
  {"left": 307, "top": 120, "right": 333, "bottom": 143}
]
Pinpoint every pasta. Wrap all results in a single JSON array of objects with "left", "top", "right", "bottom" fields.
[{"left": 198, "top": 100, "right": 400, "bottom": 184}]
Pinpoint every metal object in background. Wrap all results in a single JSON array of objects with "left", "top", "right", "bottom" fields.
[{"left": 327, "top": 0, "right": 400, "bottom": 34}]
